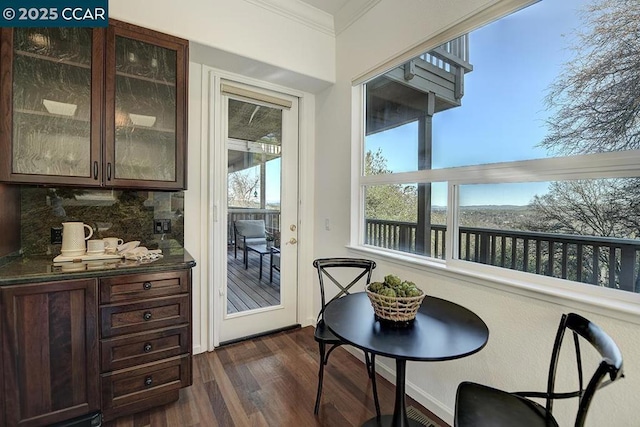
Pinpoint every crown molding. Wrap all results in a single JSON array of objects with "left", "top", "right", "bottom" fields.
[
  {"left": 244, "top": 0, "right": 335, "bottom": 36},
  {"left": 334, "top": 0, "right": 381, "bottom": 35}
]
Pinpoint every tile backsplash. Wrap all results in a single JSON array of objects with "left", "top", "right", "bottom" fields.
[{"left": 21, "top": 187, "right": 184, "bottom": 256}]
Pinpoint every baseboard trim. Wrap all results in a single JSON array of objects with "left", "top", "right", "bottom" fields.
[{"left": 218, "top": 324, "right": 301, "bottom": 347}]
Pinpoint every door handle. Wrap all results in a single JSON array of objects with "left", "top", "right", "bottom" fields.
[{"left": 287, "top": 237, "right": 297, "bottom": 245}]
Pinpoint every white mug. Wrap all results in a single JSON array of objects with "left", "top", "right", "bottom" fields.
[
  {"left": 103, "top": 237, "right": 124, "bottom": 253},
  {"left": 87, "top": 239, "right": 105, "bottom": 254}
]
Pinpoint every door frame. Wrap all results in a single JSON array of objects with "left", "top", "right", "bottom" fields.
[{"left": 202, "top": 68, "right": 316, "bottom": 350}]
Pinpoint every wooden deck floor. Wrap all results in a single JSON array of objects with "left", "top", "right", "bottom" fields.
[{"left": 227, "top": 247, "right": 280, "bottom": 314}]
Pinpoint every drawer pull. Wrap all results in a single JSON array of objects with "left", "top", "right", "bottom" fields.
[
  {"left": 143, "top": 281, "right": 152, "bottom": 290},
  {"left": 144, "top": 376, "right": 153, "bottom": 387},
  {"left": 143, "top": 311, "right": 152, "bottom": 321},
  {"left": 143, "top": 343, "right": 153, "bottom": 353}
]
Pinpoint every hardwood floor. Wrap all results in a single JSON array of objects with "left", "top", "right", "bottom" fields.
[
  {"left": 227, "top": 247, "right": 280, "bottom": 314},
  {"left": 103, "top": 326, "right": 448, "bottom": 427}
]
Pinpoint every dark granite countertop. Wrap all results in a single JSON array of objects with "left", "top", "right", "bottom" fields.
[{"left": 0, "top": 250, "right": 196, "bottom": 286}]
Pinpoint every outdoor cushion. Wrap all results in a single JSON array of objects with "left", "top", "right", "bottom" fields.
[{"left": 235, "top": 220, "right": 266, "bottom": 239}]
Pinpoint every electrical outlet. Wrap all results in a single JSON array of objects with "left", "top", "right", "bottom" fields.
[
  {"left": 51, "top": 227, "right": 63, "bottom": 244},
  {"left": 153, "top": 219, "right": 171, "bottom": 234}
]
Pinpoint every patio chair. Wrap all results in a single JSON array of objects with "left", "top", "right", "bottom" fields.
[
  {"left": 454, "top": 312, "right": 624, "bottom": 427},
  {"left": 233, "top": 220, "right": 267, "bottom": 267},
  {"left": 312, "top": 258, "right": 380, "bottom": 417}
]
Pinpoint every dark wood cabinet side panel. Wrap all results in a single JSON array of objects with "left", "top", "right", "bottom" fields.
[
  {"left": 0, "top": 29, "right": 13, "bottom": 182},
  {"left": 0, "top": 184, "right": 20, "bottom": 257},
  {"left": 1, "top": 279, "right": 100, "bottom": 427}
]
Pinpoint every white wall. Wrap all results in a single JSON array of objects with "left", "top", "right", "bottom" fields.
[{"left": 315, "top": 0, "right": 639, "bottom": 425}]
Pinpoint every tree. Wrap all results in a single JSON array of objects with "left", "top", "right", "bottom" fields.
[
  {"left": 526, "top": 0, "right": 640, "bottom": 288},
  {"left": 540, "top": 0, "right": 640, "bottom": 155},
  {"left": 364, "top": 149, "right": 417, "bottom": 222},
  {"left": 527, "top": 180, "right": 639, "bottom": 239},
  {"left": 228, "top": 169, "right": 260, "bottom": 208},
  {"left": 532, "top": 0, "right": 640, "bottom": 239}
]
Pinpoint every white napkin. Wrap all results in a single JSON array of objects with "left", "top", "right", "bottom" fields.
[{"left": 117, "top": 241, "right": 163, "bottom": 261}]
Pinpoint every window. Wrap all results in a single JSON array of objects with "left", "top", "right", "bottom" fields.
[{"left": 356, "top": 0, "right": 640, "bottom": 297}]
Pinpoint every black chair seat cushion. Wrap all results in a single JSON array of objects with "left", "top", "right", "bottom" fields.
[
  {"left": 455, "top": 382, "right": 559, "bottom": 427},
  {"left": 314, "top": 319, "right": 341, "bottom": 344}
]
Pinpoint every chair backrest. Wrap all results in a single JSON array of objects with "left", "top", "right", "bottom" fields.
[
  {"left": 313, "top": 258, "right": 376, "bottom": 320},
  {"left": 544, "top": 312, "right": 624, "bottom": 426},
  {"left": 234, "top": 220, "right": 266, "bottom": 239}
]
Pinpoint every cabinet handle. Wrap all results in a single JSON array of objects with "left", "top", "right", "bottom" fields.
[
  {"left": 93, "top": 161, "right": 98, "bottom": 180},
  {"left": 143, "top": 311, "right": 152, "bottom": 321},
  {"left": 143, "top": 343, "right": 153, "bottom": 353},
  {"left": 143, "top": 281, "right": 152, "bottom": 290},
  {"left": 144, "top": 376, "right": 153, "bottom": 387},
  {"left": 107, "top": 163, "right": 112, "bottom": 181}
]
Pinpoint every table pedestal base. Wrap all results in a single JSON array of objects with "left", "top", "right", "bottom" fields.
[{"left": 362, "top": 415, "right": 424, "bottom": 427}]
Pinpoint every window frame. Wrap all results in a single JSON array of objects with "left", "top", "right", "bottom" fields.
[{"left": 351, "top": 84, "right": 640, "bottom": 318}]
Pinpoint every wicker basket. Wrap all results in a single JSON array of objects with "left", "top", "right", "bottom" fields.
[{"left": 365, "top": 285, "right": 426, "bottom": 322}]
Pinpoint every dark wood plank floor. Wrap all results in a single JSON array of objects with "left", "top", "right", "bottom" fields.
[
  {"left": 227, "top": 247, "right": 280, "bottom": 314},
  {"left": 103, "top": 326, "right": 449, "bottom": 427}
]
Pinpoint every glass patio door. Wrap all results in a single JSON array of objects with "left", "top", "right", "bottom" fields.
[{"left": 219, "top": 82, "right": 298, "bottom": 343}]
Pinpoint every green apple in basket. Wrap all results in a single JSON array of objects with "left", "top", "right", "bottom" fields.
[{"left": 368, "top": 274, "right": 423, "bottom": 298}]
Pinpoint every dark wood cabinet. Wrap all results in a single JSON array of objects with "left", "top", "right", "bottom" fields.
[
  {"left": 0, "top": 279, "right": 100, "bottom": 427},
  {"left": 99, "top": 269, "right": 192, "bottom": 421},
  {"left": 0, "top": 20, "right": 188, "bottom": 190},
  {"left": 0, "top": 267, "right": 193, "bottom": 426}
]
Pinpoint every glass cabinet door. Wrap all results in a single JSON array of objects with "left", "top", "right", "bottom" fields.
[
  {"left": 0, "top": 28, "right": 103, "bottom": 185},
  {"left": 105, "top": 22, "right": 187, "bottom": 189}
]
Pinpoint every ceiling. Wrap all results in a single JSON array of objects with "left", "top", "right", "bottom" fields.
[{"left": 299, "top": 0, "right": 351, "bottom": 16}]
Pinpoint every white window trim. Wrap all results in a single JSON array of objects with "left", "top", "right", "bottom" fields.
[{"left": 350, "top": 84, "right": 640, "bottom": 324}]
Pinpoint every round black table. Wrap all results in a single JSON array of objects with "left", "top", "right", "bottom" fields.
[{"left": 323, "top": 292, "right": 489, "bottom": 427}]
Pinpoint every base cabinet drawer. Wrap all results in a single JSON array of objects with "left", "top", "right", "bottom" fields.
[
  {"left": 101, "top": 325, "right": 190, "bottom": 371},
  {"left": 101, "top": 355, "right": 191, "bottom": 420},
  {"left": 101, "top": 295, "right": 189, "bottom": 338},
  {"left": 100, "top": 271, "right": 189, "bottom": 304}
]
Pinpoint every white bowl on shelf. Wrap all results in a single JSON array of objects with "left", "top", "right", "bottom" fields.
[
  {"left": 129, "top": 113, "right": 156, "bottom": 127},
  {"left": 42, "top": 99, "right": 77, "bottom": 116}
]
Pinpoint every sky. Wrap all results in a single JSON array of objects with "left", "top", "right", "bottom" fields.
[{"left": 365, "top": 0, "right": 585, "bottom": 206}]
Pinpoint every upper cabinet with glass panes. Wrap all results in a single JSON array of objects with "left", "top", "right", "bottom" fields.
[{"left": 0, "top": 20, "right": 188, "bottom": 190}]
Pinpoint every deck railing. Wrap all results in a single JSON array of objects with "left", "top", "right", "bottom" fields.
[
  {"left": 365, "top": 219, "right": 640, "bottom": 292},
  {"left": 420, "top": 34, "right": 472, "bottom": 73}
]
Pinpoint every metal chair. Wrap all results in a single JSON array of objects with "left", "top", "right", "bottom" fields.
[
  {"left": 312, "top": 258, "right": 381, "bottom": 417},
  {"left": 269, "top": 247, "right": 280, "bottom": 283},
  {"left": 454, "top": 312, "right": 624, "bottom": 427}
]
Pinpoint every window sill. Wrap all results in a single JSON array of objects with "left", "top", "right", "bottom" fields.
[{"left": 346, "top": 244, "right": 640, "bottom": 325}]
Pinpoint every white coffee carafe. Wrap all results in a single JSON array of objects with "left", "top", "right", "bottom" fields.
[{"left": 61, "top": 222, "right": 93, "bottom": 256}]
